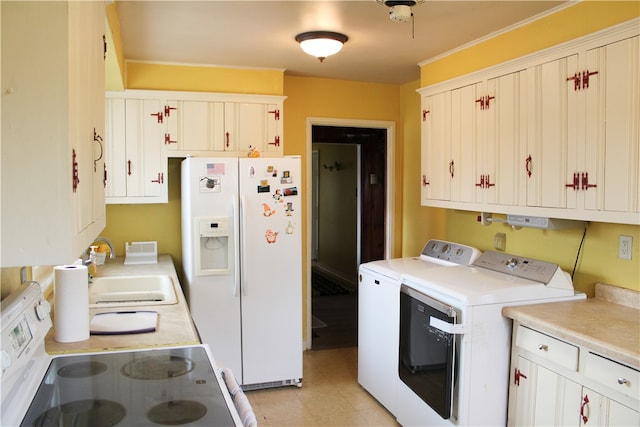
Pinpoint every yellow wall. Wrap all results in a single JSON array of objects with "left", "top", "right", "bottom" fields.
[{"left": 411, "top": 2, "right": 640, "bottom": 295}]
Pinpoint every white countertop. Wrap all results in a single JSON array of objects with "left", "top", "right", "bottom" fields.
[{"left": 45, "top": 255, "right": 200, "bottom": 354}]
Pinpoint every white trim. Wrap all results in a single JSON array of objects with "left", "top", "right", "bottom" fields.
[
  {"left": 418, "top": 1, "right": 577, "bottom": 67},
  {"left": 419, "top": 18, "right": 640, "bottom": 96},
  {"left": 106, "top": 89, "right": 286, "bottom": 103},
  {"left": 125, "top": 59, "right": 286, "bottom": 73},
  {"left": 304, "top": 117, "right": 396, "bottom": 350}
]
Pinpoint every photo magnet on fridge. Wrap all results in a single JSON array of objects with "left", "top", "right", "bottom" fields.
[
  {"left": 283, "top": 187, "right": 298, "bottom": 196},
  {"left": 257, "top": 180, "right": 270, "bottom": 193},
  {"left": 280, "top": 170, "right": 292, "bottom": 184}
]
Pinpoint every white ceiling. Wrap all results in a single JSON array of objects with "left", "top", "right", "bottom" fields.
[{"left": 116, "top": 0, "right": 570, "bottom": 85}]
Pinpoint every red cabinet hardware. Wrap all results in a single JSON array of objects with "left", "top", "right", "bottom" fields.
[
  {"left": 93, "top": 128, "right": 103, "bottom": 172},
  {"left": 163, "top": 105, "right": 176, "bottom": 117},
  {"left": 475, "top": 95, "right": 496, "bottom": 110},
  {"left": 449, "top": 160, "right": 454, "bottom": 178},
  {"left": 422, "top": 109, "right": 430, "bottom": 121},
  {"left": 268, "top": 136, "right": 280, "bottom": 147},
  {"left": 150, "top": 112, "right": 163, "bottom": 124},
  {"left": 476, "top": 174, "right": 485, "bottom": 188},
  {"left": 422, "top": 175, "right": 430, "bottom": 187},
  {"left": 581, "top": 70, "right": 598, "bottom": 90},
  {"left": 513, "top": 368, "right": 528, "bottom": 386},
  {"left": 164, "top": 133, "right": 177, "bottom": 145},
  {"left": 72, "top": 149, "right": 79, "bottom": 192},
  {"left": 103, "top": 163, "right": 107, "bottom": 188},
  {"left": 581, "top": 172, "right": 597, "bottom": 190},
  {"left": 127, "top": 160, "right": 132, "bottom": 176},
  {"left": 268, "top": 109, "right": 280, "bottom": 120},
  {"left": 565, "top": 172, "right": 579, "bottom": 191},
  {"left": 225, "top": 132, "right": 230, "bottom": 148},
  {"left": 475, "top": 174, "right": 495, "bottom": 189},
  {"left": 151, "top": 172, "right": 164, "bottom": 184},
  {"left": 525, "top": 155, "right": 532, "bottom": 177},
  {"left": 580, "top": 394, "right": 590, "bottom": 424},
  {"left": 567, "top": 72, "right": 581, "bottom": 91}
]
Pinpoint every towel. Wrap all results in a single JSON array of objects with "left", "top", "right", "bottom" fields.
[{"left": 221, "top": 368, "right": 257, "bottom": 427}]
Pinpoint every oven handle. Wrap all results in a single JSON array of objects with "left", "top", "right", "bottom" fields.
[{"left": 430, "top": 316, "right": 466, "bottom": 335}]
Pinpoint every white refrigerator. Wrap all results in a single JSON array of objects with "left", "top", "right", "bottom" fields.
[{"left": 181, "top": 156, "right": 302, "bottom": 389}]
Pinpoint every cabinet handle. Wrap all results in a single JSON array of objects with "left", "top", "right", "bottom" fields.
[
  {"left": 475, "top": 175, "right": 485, "bottom": 188},
  {"left": 525, "top": 155, "right": 532, "bottom": 178},
  {"left": 514, "top": 368, "right": 528, "bottom": 386},
  {"left": 164, "top": 133, "right": 177, "bottom": 145},
  {"left": 103, "top": 163, "right": 107, "bottom": 188},
  {"left": 422, "top": 109, "right": 430, "bottom": 121},
  {"left": 127, "top": 160, "right": 132, "bottom": 176},
  {"left": 150, "top": 112, "right": 163, "bottom": 124},
  {"left": 164, "top": 105, "right": 176, "bottom": 117},
  {"left": 93, "top": 128, "right": 103, "bottom": 172},
  {"left": 449, "top": 160, "right": 454, "bottom": 178},
  {"left": 538, "top": 344, "right": 548, "bottom": 351},
  {"left": 225, "top": 132, "right": 230, "bottom": 148},
  {"left": 72, "top": 149, "right": 80, "bottom": 192},
  {"left": 422, "top": 175, "right": 430, "bottom": 187},
  {"left": 151, "top": 173, "right": 164, "bottom": 184},
  {"left": 582, "top": 70, "right": 599, "bottom": 90},
  {"left": 581, "top": 172, "right": 597, "bottom": 191},
  {"left": 618, "top": 377, "right": 629, "bottom": 385},
  {"left": 567, "top": 72, "right": 581, "bottom": 91},
  {"left": 580, "top": 394, "right": 590, "bottom": 424},
  {"left": 268, "top": 109, "right": 280, "bottom": 120},
  {"left": 565, "top": 173, "right": 579, "bottom": 191},
  {"left": 268, "top": 136, "right": 280, "bottom": 147},
  {"left": 485, "top": 175, "right": 495, "bottom": 188}
]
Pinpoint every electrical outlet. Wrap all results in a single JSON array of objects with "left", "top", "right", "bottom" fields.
[
  {"left": 494, "top": 233, "right": 506, "bottom": 251},
  {"left": 619, "top": 235, "right": 632, "bottom": 260}
]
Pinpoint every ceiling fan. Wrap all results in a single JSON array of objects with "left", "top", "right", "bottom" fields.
[{"left": 375, "top": 0, "right": 426, "bottom": 23}]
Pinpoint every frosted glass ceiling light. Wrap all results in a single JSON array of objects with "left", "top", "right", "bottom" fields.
[{"left": 295, "top": 31, "right": 348, "bottom": 62}]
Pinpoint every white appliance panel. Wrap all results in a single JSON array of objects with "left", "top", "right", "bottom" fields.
[{"left": 181, "top": 157, "right": 243, "bottom": 379}]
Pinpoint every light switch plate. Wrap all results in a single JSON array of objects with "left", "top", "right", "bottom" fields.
[
  {"left": 619, "top": 235, "right": 632, "bottom": 260},
  {"left": 494, "top": 233, "right": 506, "bottom": 251}
]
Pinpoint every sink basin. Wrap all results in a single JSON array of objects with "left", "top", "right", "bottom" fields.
[{"left": 88, "top": 275, "right": 177, "bottom": 308}]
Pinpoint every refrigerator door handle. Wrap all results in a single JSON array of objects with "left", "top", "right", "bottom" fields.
[
  {"left": 239, "top": 195, "right": 247, "bottom": 297},
  {"left": 232, "top": 194, "right": 240, "bottom": 298}
]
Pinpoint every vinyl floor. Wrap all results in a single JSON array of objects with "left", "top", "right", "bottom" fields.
[{"left": 245, "top": 347, "right": 400, "bottom": 426}]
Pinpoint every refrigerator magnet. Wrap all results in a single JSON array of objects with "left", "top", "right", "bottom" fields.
[
  {"left": 273, "top": 189, "right": 284, "bottom": 203},
  {"left": 265, "top": 229, "right": 279, "bottom": 244},
  {"left": 257, "top": 180, "right": 270, "bottom": 193},
  {"left": 285, "top": 202, "right": 294, "bottom": 216},
  {"left": 283, "top": 187, "right": 298, "bottom": 196},
  {"left": 199, "top": 176, "right": 221, "bottom": 193},
  {"left": 262, "top": 203, "right": 276, "bottom": 217},
  {"left": 286, "top": 221, "right": 295, "bottom": 234},
  {"left": 280, "top": 170, "right": 292, "bottom": 184}
]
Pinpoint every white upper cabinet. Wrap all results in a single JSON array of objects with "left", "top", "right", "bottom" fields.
[
  {"left": 419, "top": 20, "right": 639, "bottom": 224},
  {"left": 1, "top": 1, "right": 106, "bottom": 266},
  {"left": 104, "top": 97, "right": 168, "bottom": 204}
]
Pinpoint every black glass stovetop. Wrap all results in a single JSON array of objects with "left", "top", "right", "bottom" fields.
[{"left": 20, "top": 346, "right": 236, "bottom": 426}]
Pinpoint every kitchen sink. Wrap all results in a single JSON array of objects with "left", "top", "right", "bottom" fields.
[{"left": 89, "top": 275, "right": 177, "bottom": 308}]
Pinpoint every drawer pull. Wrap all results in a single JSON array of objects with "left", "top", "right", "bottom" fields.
[
  {"left": 618, "top": 377, "right": 629, "bottom": 385},
  {"left": 538, "top": 344, "right": 548, "bottom": 351}
]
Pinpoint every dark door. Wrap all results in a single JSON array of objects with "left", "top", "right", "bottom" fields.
[{"left": 312, "top": 125, "right": 386, "bottom": 263}]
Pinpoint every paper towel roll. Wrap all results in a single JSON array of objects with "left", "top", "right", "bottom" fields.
[{"left": 54, "top": 265, "right": 90, "bottom": 343}]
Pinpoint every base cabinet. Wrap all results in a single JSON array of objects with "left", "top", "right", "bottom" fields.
[{"left": 508, "top": 323, "right": 640, "bottom": 427}]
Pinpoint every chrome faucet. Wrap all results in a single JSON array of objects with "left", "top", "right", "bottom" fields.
[{"left": 90, "top": 236, "right": 116, "bottom": 259}]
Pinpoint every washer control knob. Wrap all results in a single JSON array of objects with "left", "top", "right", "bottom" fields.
[
  {"left": 441, "top": 244, "right": 450, "bottom": 253},
  {"left": 506, "top": 258, "right": 519, "bottom": 269},
  {"left": 35, "top": 299, "right": 51, "bottom": 321}
]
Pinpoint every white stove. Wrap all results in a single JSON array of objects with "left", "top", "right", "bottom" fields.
[{"left": 0, "top": 282, "right": 245, "bottom": 426}]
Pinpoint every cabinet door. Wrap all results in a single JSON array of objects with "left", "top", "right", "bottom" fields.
[
  {"left": 105, "top": 98, "right": 127, "bottom": 198},
  {"left": 526, "top": 54, "right": 578, "bottom": 209},
  {"left": 421, "top": 91, "right": 451, "bottom": 202},
  {"left": 509, "top": 356, "right": 582, "bottom": 426},
  {"left": 450, "top": 83, "right": 479, "bottom": 204},
  {"left": 357, "top": 271, "right": 400, "bottom": 414},
  {"left": 224, "top": 102, "right": 282, "bottom": 154},
  {"left": 165, "top": 100, "right": 226, "bottom": 152},
  {"left": 583, "top": 36, "right": 640, "bottom": 214},
  {"left": 580, "top": 387, "right": 640, "bottom": 426}
]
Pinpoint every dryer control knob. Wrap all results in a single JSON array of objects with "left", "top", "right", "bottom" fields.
[{"left": 506, "top": 258, "right": 518, "bottom": 269}]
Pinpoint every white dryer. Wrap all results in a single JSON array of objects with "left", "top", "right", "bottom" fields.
[{"left": 357, "top": 240, "right": 481, "bottom": 415}]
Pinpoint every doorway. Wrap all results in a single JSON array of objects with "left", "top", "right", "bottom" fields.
[{"left": 310, "top": 124, "right": 390, "bottom": 349}]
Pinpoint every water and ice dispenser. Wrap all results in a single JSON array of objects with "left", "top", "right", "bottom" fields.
[{"left": 196, "top": 217, "right": 232, "bottom": 275}]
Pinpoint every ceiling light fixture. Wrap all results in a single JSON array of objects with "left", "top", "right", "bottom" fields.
[{"left": 295, "top": 31, "right": 348, "bottom": 62}]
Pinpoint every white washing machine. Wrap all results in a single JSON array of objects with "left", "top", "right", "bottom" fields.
[
  {"left": 395, "top": 251, "right": 586, "bottom": 426},
  {"left": 357, "top": 240, "right": 482, "bottom": 415}
]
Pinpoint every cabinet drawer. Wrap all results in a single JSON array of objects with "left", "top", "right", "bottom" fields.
[
  {"left": 516, "top": 326, "right": 579, "bottom": 371},
  {"left": 584, "top": 352, "right": 640, "bottom": 401}
]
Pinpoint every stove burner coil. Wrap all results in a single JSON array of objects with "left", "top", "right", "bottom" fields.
[
  {"left": 147, "top": 400, "right": 207, "bottom": 425},
  {"left": 30, "top": 399, "right": 126, "bottom": 427},
  {"left": 121, "top": 355, "right": 194, "bottom": 380},
  {"left": 57, "top": 361, "right": 108, "bottom": 378}
]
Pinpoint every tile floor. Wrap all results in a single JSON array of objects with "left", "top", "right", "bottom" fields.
[{"left": 245, "top": 347, "right": 400, "bottom": 426}]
